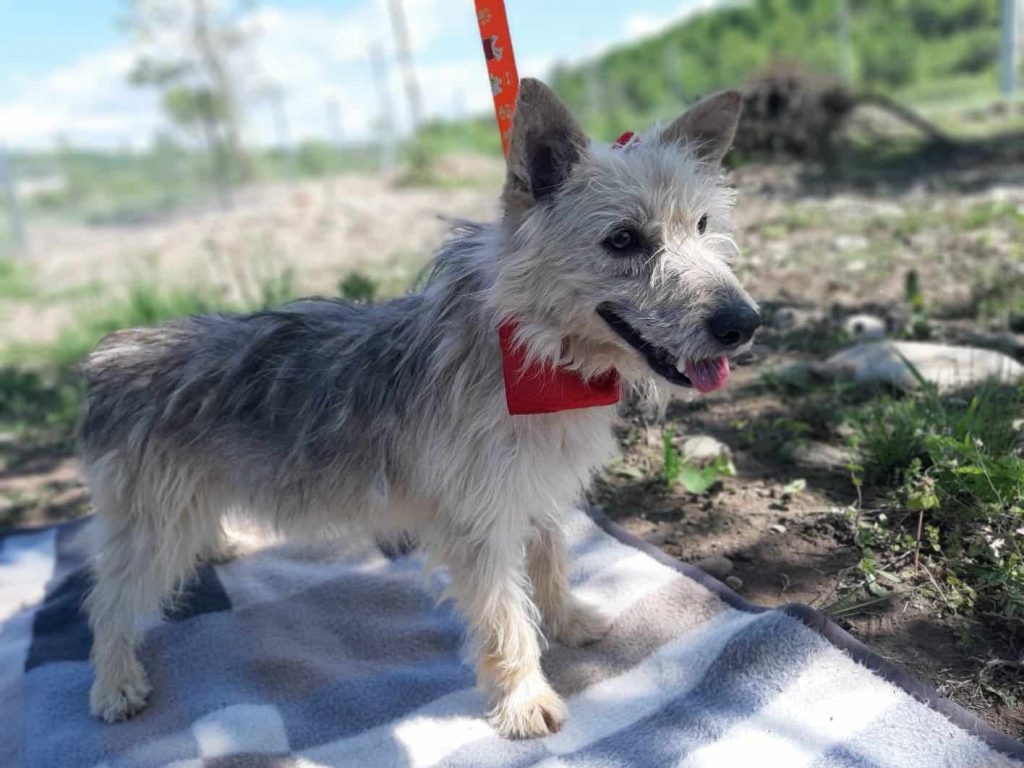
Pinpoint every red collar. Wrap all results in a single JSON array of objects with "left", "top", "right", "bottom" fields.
[
  {"left": 499, "top": 322, "right": 621, "bottom": 415},
  {"left": 498, "top": 131, "right": 634, "bottom": 416}
]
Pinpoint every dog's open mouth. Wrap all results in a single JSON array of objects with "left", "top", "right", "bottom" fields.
[{"left": 596, "top": 304, "right": 730, "bottom": 393}]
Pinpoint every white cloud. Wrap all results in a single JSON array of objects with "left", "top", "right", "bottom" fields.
[
  {"left": 625, "top": 0, "right": 729, "bottom": 41},
  {"left": 0, "top": 0, "right": 720, "bottom": 151},
  {"left": 0, "top": 47, "right": 162, "bottom": 149}
]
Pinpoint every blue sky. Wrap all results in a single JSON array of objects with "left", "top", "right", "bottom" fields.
[{"left": 0, "top": 0, "right": 713, "bottom": 149}]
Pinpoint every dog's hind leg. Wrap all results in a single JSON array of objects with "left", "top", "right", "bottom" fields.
[
  {"left": 84, "top": 459, "right": 212, "bottom": 722},
  {"left": 526, "top": 524, "right": 612, "bottom": 647}
]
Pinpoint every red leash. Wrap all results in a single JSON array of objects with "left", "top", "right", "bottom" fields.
[
  {"left": 475, "top": 3, "right": 623, "bottom": 415},
  {"left": 474, "top": 0, "right": 520, "bottom": 157}
]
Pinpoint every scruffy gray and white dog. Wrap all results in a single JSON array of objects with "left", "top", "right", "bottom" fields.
[{"left": 80, "top": 79, "right": 759, "bottom": 738}]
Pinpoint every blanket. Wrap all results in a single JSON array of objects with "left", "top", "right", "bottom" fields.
[{"left": 1, "top": 509, "right": 1021, "bottom": 767}]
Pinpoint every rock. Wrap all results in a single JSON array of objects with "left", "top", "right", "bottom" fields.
[
  {"left": 822, "top": 341, "right": 1024, "bottom": 393},
  {"left": 769, "top": 523, "right": 787, "bottom": 534},
  {"left": 725, "top": 575, "right": 744, "bottom": 591},
  {"left": 968, "top": 331, "right": 1024, "bottom": 358},
  {"left": 843, "top": 313, "right": 886, "bottom": 341},
  {"left": 675, "top": 435, "right": 731, "bottom": 467},
  {"left": 644, "top": 525, "right": 674, "bottom": 547},
  {"left": 770, "top": 306, "right": 824, "bottom": 331},
  {"left": 835, "top": 235, "right": 868, "bottom": 252},
  {"left": 792, "top": 441, "right": 855, "bottom": 470},
  {"left": 695, "top": 555, "right": 734, "bottom": 579},
  {"left": 772, "top": 306, "right": 800, "bottom": 330}
]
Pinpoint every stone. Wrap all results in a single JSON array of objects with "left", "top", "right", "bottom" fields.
[
  {"left": 792, "top": 441, "right": 855, "bottom": 470},
  {"left": 725, "top": 575, "right": 744, "bottom": 591},
  {"left": 675, "top": 434, "right": 731, "bottom": 467},
  {"left": 822, "top": 341, "right": 1024, "bottom": 393},
  {"left": 694, "top": 555, "right": 734, "bottom": 579},
  {"left": 968, "top": 331, "right": 1024, "bottom": 358},
  {"left": 843, "top": 313, "right": 886, "bottom": 341}
]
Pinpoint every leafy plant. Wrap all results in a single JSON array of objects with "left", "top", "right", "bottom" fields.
[
  {"left": 847, "top": 380, "right": 1024, "bottom": 624},
  {"left": 339, "top": 271, "right": 378, "bottom": 304},
  {"left": 662, "top": 427, "right": 736, "bottom": 493}
]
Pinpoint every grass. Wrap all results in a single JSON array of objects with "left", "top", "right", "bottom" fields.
[
  {"left": 0, "top": 266, "right": 301, "bottom": 475},
  {"left": 0, "top": 259, "right": 35, "bottom": 299},
  {"left": 847, "top": 381, "right": 1024, "bottom": 625}
]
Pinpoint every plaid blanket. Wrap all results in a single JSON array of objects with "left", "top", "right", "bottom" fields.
[{"left": 2, "top": 509, "right": 1021, "bottom": 768}]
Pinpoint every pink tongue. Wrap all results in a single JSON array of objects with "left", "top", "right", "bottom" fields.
[{"left": 684, "top": 356, "right": 730, "bottom": 393}]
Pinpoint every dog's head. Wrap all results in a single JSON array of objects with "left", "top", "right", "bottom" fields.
[{"left": 494, "top": 79, "right": 759, "bottom": 395}]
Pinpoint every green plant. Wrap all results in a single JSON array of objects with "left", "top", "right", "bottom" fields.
[
  {"left": 847, "top": 380, "right": 1024, "bottom": 624},
  {"left": 0, "top": 259, "right": 35, "bottom": 299},
  {"left": 662, "top": 426, "right": 681, "bottom": 486},
  {"left": 662, "top": 426, "right": 736, "bottom": 493},
  {"left": 339, "top": 271, "right": 378, "bottom": 303}
]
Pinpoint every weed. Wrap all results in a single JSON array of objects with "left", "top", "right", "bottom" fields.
[
  {"left": 339, "top": 271, "right": 379, "bottom": 303},
  {"left": 662, "top": 426, "right": 681, "bottom": 487},
  {"left": 0, "top": 259, "right": 35, "bottom": 299},
  {"left": 662, "top": 426, "right": 736, "bottom": 494},
  {"left": 847, "top": 381, "right": 1024, "bottom": 625}
]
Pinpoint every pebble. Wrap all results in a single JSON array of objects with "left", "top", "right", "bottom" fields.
[
  {"left": 675, "top": 434, "right": 731, "bottom": 467},
  {"left": 769, "top": 523, "right": 788, "bottom": 534},
  {"left": 694, "top": 554, "right": 734, "bottom": 579},
  {"left": 725, "top": 575, "right": 744, "bottom": 591}
]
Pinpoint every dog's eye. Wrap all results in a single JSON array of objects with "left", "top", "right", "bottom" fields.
[
  {"left": 697, "top": 214, "right": 708, "bottom": 235},
  {"left": 603, "top": 228, "right": 640, "bottom": 253}
]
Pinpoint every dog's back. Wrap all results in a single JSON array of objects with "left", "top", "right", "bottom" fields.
[{"left": 81, "top": 296, "right": 440, "bottom": 466}]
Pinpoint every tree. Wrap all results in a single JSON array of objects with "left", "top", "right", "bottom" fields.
[{"left": 124, "top": 0, "right": 253, "bottom": 204}]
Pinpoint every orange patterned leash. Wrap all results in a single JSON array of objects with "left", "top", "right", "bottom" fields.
[{"left": 474, "top": 0, "right": 519, "bottom": 157}]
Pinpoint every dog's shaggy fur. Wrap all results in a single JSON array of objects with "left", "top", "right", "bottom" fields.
[{"left": 80, "top": 80, "right": 758, "bottom": 738}]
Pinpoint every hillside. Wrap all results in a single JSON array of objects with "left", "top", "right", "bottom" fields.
[{"left": 550, "top": 0, "right": 1001, "bottom": 135}]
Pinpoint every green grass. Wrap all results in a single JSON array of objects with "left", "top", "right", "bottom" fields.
[
  {"left": 4, "top": 265, "right": 296, "bottom": 368},
  {"left": 0, "top": 259, "right": 34, "bottom": 299},
  {"left": 847, "top": 382, "right": 1024, "bottom": 623}
]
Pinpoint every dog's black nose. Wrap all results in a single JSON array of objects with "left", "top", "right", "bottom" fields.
[{"left": 709, "top": 304, "right": 761, "bottom": 348}]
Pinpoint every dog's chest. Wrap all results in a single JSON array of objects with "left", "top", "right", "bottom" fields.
[{"left": 514, "top": 407, "right": 618, "bottom": 484}]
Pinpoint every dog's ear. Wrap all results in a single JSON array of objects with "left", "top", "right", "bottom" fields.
[
  {"left": 503, "top": 79, "right": 588, "bottom": 212},
  {"left": 661, "top": 90, "right": 742, "bottom": 164}
]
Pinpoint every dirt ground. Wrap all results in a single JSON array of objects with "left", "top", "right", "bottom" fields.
[{"left": 2, "top": 144, "right": 1024, "bottom": 737}]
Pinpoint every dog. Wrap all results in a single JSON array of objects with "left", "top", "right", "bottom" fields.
[{"left": 80, "top": 79, "right": 759, "bottom": 739}]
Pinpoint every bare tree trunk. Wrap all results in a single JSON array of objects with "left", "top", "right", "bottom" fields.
[
  {"left": 386, "top": 0, "right": 424, "bottom": 130},
  {"left": 191, "top": 0, "right": 250, "bottom": 182},
  {"left": 0, "top": 146, "right": 27, "bottom": 258}
]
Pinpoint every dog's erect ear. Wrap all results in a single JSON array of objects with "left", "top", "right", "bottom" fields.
[
  {"left": 503, "top": 79, "right": 588, "bottom": 212},
  {"left": 661, "top": 90, "right": 742, "bottom": 164}
]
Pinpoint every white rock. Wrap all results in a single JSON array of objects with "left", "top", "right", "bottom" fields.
[
  {"left": 823, "top": 341, "right": 1024, "bottom": 393},
  {"left": 675, "top": 434, "right": 731, "bottom": 466},
  {"left": 835, "top": 235, "right": 868, "bottom": 251},
  {"left": 844, "top": 314, "right": 887, "bottom": 340},
  {"left": 792, "top": 441, "right": 855, "bottom": 470}
]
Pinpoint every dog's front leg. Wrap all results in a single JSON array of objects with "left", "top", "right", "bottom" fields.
[
  {"left": 527, "top": 524, "right": 613, "bottom": 647},
  {"left": 444, "top": 531, "right": 566, "bottom": 739}
]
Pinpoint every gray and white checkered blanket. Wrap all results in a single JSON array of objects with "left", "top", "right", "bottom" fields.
[{"left": 2, "top": 509, "right": 1022, "bottom": 767}]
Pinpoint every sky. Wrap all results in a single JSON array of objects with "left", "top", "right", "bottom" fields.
[{"left": 0, "top": 0, "right": 719, "bottom": 151}]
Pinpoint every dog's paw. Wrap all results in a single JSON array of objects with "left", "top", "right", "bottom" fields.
[
  {"left": 90, "top": 672, "right": 151, "bottom": 723},
  {"left": 490, "top": 677, "right": 567, "bottom": 739},
  {"left": 553, "top": 598, "right": 613, "bottom": 647},
  {"left": 198, "top": 538, "right": 241, "bottom": 565}
]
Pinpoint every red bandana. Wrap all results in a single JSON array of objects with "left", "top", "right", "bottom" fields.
[
  {"left": 499, "top": 132, "right": 635, "bottom": 416},
  {"left": 499, "top": 322, "right": 621, "bottom": 415}
]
